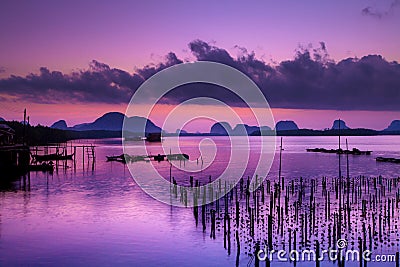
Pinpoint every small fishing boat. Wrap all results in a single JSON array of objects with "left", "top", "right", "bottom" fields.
[
  {"left": 124, "top": 136, "right": 145, "bottom": 141},
  {"left": 376, "top": 157, "right": 400, "bottom": 164},
  {"left": 29, "top": 162, "right": 54, "bottom": 172},
  {"left": 146, "top": 133, "right": 162, "bottom": 142},
  {"left": 166, "top": 153, "right": 189, "bottom": 160},
  {"left": 32, "top": 153, "right": 74, "bottom": 162},
  {"left": 153, "top": 154, "right": 166, "bottom": 161},
  {"left": 106, "top": 154, "right": 130, "bottom": 163},
  {"left": 306, "top": 148, "right": 371, "bottom": 155},
  {"left": 112, "top": 153, "right": 189, "bottom": 163}
]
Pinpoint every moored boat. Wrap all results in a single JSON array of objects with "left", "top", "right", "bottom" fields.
[
  {"left": 306, "top": 147, "right": 371, "bottom": 155},
  {"left": 376, "top": 157, "right": 400, "bottom": 164},
  {"left": 32, "top": 153, "right": 74, "bottom": 162}
]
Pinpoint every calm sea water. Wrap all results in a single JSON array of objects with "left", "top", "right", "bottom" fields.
[{"left": 0, "top": 136, "right": 399, "bottom": 266}]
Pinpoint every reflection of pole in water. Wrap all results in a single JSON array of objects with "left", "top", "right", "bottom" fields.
[
  {"left": 169, "top": 148, "right": 172, "bottom": 183},
  {"left": 278, "top": 137, "right": 283, "bottom": 187}
]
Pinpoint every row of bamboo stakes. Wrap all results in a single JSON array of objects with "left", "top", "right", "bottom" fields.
[{"left": 168, "top": 138, "right": 400, "bottom": 267}]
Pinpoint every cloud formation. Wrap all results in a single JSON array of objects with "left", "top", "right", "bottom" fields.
[
  {"left": 362, "top": 0, "right": 400, "bottom": 18},
  {"left": 0, "top": 40, "right": 400, "bottom": 111},
  {"left": 0, "top": 61, "right": 143, "bottom": 103}
]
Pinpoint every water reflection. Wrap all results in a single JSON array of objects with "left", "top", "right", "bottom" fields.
[{"left": 0, "top": 136, "right": 400, "bottom": 266}]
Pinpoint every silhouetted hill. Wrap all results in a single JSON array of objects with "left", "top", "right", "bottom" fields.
[
  {"left": 124, "top": 116, "right": 161, "bottom": 134},
  {"left": 72, "top": 112, "right": 124, "bottom": 131},
  {"left": 210, "top": 122, "right": 232, "bottom": 135},
  {"left": 50, "top": 120, "right": 68, "bottom": 130},
  {"left": 384, "top": 120, "right": 400, "bottom": 132},
  {"left": 50, "top": 112, "right": 161, "bottom": 134},
  {"left": 0, "top": 117, "right": 5, "bottom": 122},
  {"left": 275, "top": 121, "right": 299, "bottom": 131},
  {"left": 331, "top": 119, "right": 350, "bottom": 130},
  {"left": 231, "top": 124, "right": 260, "bottom": 135},
  {"left": 175, "top": 129, "right": 188, "bottom": 135}
]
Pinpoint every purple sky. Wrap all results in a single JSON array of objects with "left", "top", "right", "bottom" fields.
[{"left": 0, "top": 0, "right": 400, "bottom": 131}]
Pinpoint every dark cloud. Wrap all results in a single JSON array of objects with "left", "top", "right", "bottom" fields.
[
  {"left": 362, "top": 6, "right": 384, "bottom": 18},
  {"left": 362, "top": 0, "right": 400, "bottom": 18},
  {"left": 0, "top": 67, "right": 5, "bottom": 73},
  {"left": 0, "top": 40, "right": 400, "bottom": 111},
  {"left": 0, "top": 60, "right": 143, "bottom": 104},
  {"left": 136, "top": 52, "right": 183, "bottom": 80}
]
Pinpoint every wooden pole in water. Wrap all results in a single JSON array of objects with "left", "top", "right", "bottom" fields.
[
  {"left": 346, "top": 139, "right": 350, "bottom": 179},
  {"left": 202, "top": 205, "right": 206, "bottom": 232},
  {"left": 73, "top": 146, "right": 76, "bottom": 171},
  {"left": 315, "top": 240, "right": 320, "bottom": 267},
  {"left": 169, "top": 148, "right": 172, "bottom": 183},
  {"left": 254, "top": 242, "right": 260, "bottom": 267},
  {"left": 82, "top": 146, "right": 85, "bottom": 170},
  {"left": 26, "top": 116, "right": 30, "bottom": 144},
  {"left": 338, "top": 118, "right": 342, "bottom": 179},
  {"left": 235, "top": 230, "right": 240, "bottom": 267},
  {"left": 210, "top": 209, "right": 216, "bottom": 239},
  {"left": 278, "top": 137, "right": 283, "bottom": 188}
]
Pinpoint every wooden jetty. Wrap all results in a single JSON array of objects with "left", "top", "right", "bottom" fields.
[
  {"left": 0, "top": 144, "right": 30, "bottom": 174},
  {"left": 31, "top": 143, "right": 96, "bottom": 172}
]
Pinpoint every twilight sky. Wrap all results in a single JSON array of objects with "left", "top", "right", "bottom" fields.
[{"left": 0, "top": 0, "right": 400, "bottom": 132}]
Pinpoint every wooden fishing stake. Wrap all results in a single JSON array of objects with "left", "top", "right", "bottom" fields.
[
  {"left": 338, "top": 118, "right": 342, "bottom": 179},
  {"left": 254, "top": 242, "right": 260, "bottom": 267},
  {"left": 236, "top": 200, "right": 240, "bottom": 226},
  {"left": 267, "top": 214, "right": 273, "bottom": 251},
  {"left": 235, "top": 230, "right": 240, "bottom": 267},
  {"left": 73, "top": 146, "right": 77, "bottom": 171},
  {"left": 315, "top": 240, "right": 320, "bottom": 267},
  {"left": 224, "top": 212, "right": 227, "bottom": 249},
  {"left": 227, "top": 214, "right": 231, "bottom": 256},
  {"left": 278, "top": 137, "right": 283, "bottom": 188},
  {"left": 201, "top": 205, "right": 206, "bottom": 232},
  {"left": 82, "top": 145, "right": 85, "bottom": 171},
  {"left": 210, "top": 209, "right": 216, "bottom": 239}
]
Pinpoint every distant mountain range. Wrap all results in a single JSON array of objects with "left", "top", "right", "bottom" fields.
[
  {"left": 209, "top": 119, "right": 400, "bottom": 136},
  {"left": 22, "top": 114, "right": 400, "bottom": 136}
]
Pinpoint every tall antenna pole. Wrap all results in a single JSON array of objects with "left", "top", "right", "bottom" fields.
[
  {"left": 27, "top": 116, "right": 30, "bottom": 145},
  {"left": 23, "top": 108, "right": 26, "bottom": 145}
]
